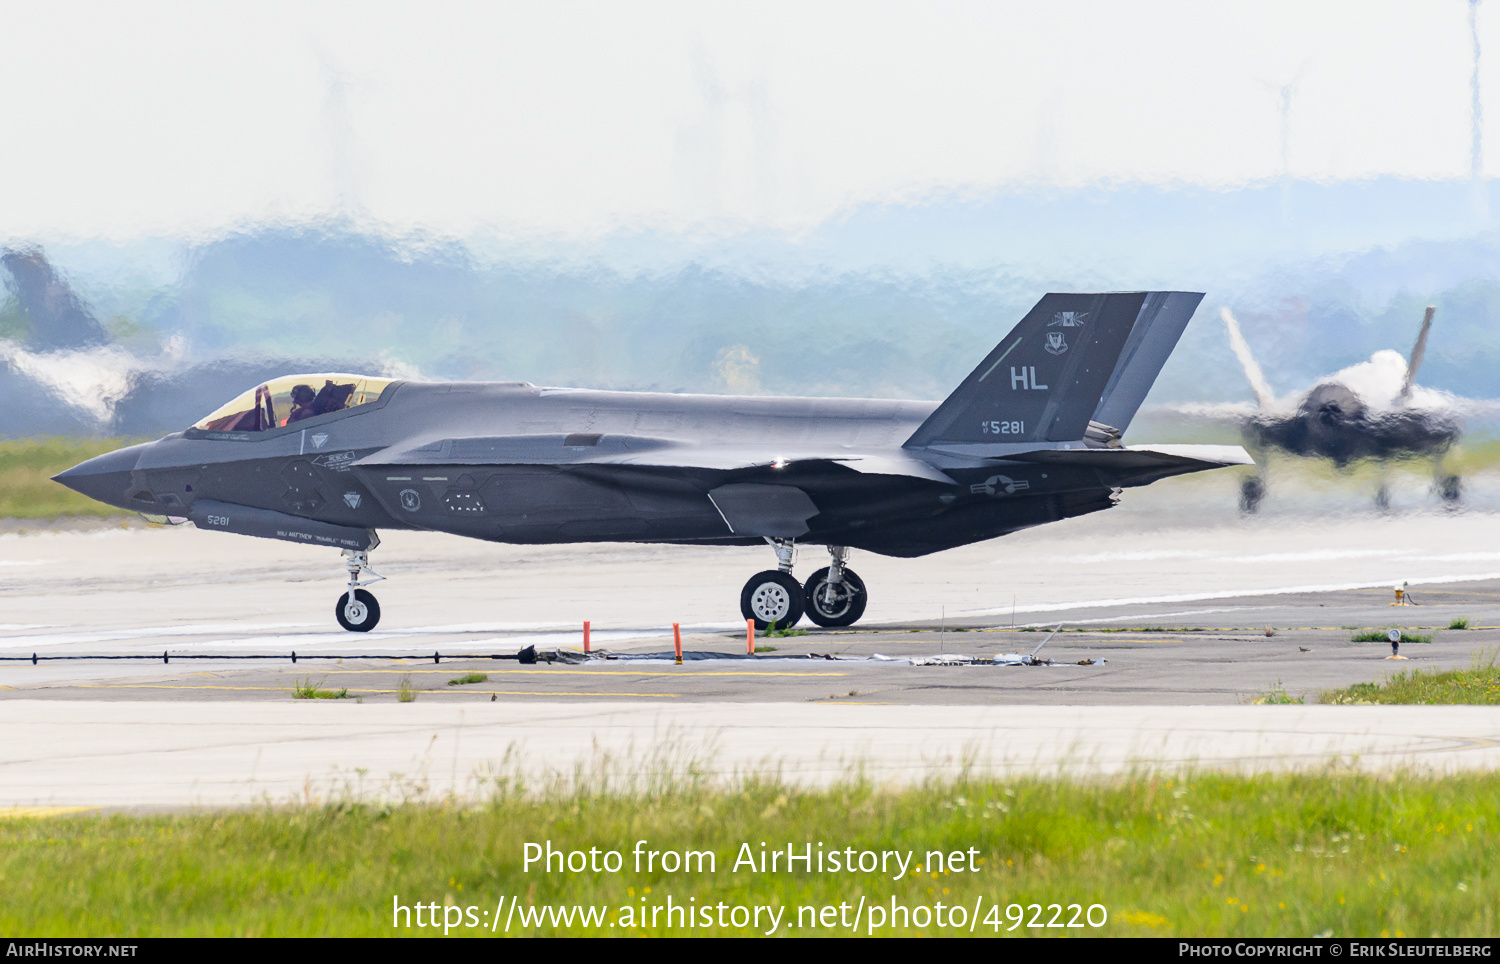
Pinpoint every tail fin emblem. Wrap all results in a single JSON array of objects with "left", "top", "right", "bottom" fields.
[
  {"left": 1045, "top": 331, "right": 1069, "bottom": 355},
  {"left": 1050, "top": 311, "right": 1088, "bottom": 326}
]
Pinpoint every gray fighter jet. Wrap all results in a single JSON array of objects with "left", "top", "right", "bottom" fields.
[
  {"left": 55, "top": 291, "right": 1249, "bottom": 632},
  {"left": 1218, "top": 306, "right": 1463, "bottom": 511}
]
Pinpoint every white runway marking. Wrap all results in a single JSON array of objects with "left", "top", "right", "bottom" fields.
[
  {"left": 0, "top": 622, "right": 320, "bottom": 650},
  {"left": 961, "top": 570, "right": 1500, "bottom": 617},
  {"left": 1014, "top": 607, "right": 1256, "bottom": 627}
]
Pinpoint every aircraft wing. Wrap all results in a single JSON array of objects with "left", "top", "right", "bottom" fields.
[{"left": 353, "top": 435, "right": 957, "bottom": 482}]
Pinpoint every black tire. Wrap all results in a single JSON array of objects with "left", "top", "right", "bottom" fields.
[
  {"left": 1439, "top": 474, "right": 1462, "bottom": 504},
  {"left": 1239, "top": 474, "right": 1265, "bottom": 513},
  {"left": 335, "top": 588, "right": 381, "bottom": 632},
  {"left": 803, "top": 567, "right": 868, "bottom": 627},
  {"left": 740, "top": 570, "right": 804, "bottom": 630}
]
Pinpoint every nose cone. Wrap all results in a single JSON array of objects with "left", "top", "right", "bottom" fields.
[{"left": 53, "top": 444, "right": 147, "bottom": 510}]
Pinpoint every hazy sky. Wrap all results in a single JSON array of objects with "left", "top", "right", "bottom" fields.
[{"left": 0, "top": 1, "right": 1491, "bottom": 240}]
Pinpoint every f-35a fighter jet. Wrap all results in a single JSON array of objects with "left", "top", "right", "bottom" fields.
[{"left": 55, "top": 291, "right": 1249, "bottom": 632}]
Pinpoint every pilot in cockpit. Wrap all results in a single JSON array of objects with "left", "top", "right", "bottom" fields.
[
  {"left": 311, "top": 379, "right": 356, "bottom": 415},
  {"left": 286, "top": 384, "right": 317, "bottom": 424}
]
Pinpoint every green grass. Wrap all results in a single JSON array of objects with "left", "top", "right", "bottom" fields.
[
  {"left": 290, "top": 677, "right": 349, "bottom": 700},
  {"left": 0, "top": 437, "right": 142, "bottom": 518},
  {"left": 1449, "top": 617, "right": 1470, "bottom": 631},
  {"left": 447, "top": 673, "right": 489, "bottom": 686},
  {"left": 1350, "top": 629, "right": 1434, "bottom": 644},
  {"left": 753, "top": 645, "right": 778, "bottom": 653},
  {"left": 1251, "top": 682, "right": 1303, "bottom": 705},
  {"left": 397, "top": 674, "right": 417, "bottom": 703},
  {"left": 762, "top": 621, "right": 808, "bottom": 639},
  {"left": 0, "top": 772, "right": 1494, "bottom": 936},
  {"left": 1322, "top": 650, "right": 1500, "bottom": 705}
]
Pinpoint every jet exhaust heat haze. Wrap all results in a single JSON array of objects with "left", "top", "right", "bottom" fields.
[{"left": 54, "top": 292, "right": 1249, "bottom": 632}]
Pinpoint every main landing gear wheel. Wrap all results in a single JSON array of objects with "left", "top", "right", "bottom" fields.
[
  {"left": 741, "top": 570, "right": 804, "bottom": 630},
  {"left": 803, "top": 567, "right": 867, "bottom": 627},
  {"left": 336, "top": 588, "right": 381, "bottom": 632}
]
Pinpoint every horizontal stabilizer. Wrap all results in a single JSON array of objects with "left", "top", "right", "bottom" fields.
[{"left": 1005, "top": 443, "right": 1254, "bottom": 471}]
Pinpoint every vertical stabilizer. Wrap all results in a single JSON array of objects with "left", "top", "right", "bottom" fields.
[
  {"left": 905, "top": 292, "right": 1154, "bottom": 448},
  {"left": 1219, "top": 308, "right": 1276, "bottom": 410},
  {"left": 1091, "top": 291, "right": 1204, "bottom": 432},
  {"left": 1396, "top": 306, "right": 1435, "bottom": 405}
]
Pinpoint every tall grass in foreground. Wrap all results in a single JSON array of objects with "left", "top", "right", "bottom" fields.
[
  {"left": 0, "top": 437, "right": 140, "bottom": 518},
  {"left": 0, "top": 772, "right": 1493, "bottom": 937}
]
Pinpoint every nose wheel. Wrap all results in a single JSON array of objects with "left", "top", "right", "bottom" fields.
[
  {"left": 336, "top": 588, "right": 381, "bottom": 632},
  {"left": 336, "top": 547, "right": 385, "bottom": 632}
]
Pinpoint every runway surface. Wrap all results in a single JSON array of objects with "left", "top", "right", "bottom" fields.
[
  {"left": 5, "top": 488, "right": 1500, "bottom": 807},
  {"left": 4, "top": 701, "right": 1499, "bottom": 809},
  {"left": 5, "top": 498, "right": 1500, "bottom": 665}
]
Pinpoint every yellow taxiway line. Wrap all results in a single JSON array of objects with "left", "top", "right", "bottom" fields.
[
  {"left": 0, "top": 806, "right": 97, "bottom": 820},
  {"left": 77, "top": 683, "right": 682, "bottom": 698},
  {"left": 268, "top": 668, "right": 848, "bottom": 677}
]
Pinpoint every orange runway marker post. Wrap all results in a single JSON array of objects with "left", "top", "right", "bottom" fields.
[
  {"left": 673, "top": 623, "right": 683, "bottom": 664},
  {"left": 583, "top": 621, "right": 591, "bottom": 654},
  {"left": 747, "top": 618, "right": 755, "bottom": 655}
]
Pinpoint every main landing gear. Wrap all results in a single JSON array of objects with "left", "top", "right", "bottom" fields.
[
  {"left": 739, "top": 540, "right": 867, "bottom": 630},
  {"left": 336, "top": 548, "right": 386, "bottom": 632}
]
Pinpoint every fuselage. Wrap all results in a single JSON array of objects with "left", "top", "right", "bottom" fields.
[{"left": 56, "top": 377, "right": 1203, "bottom": 558}]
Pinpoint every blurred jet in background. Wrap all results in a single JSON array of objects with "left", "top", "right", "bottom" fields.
[
  {"left": 1217, "top": 305, "right": 1463, "bottom": 511},
  {"left": 0, "top": 248, "right": 392, "bottom": 437}
]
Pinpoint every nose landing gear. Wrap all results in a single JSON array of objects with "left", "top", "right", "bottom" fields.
[
  {"left": 336, "top": 547, "right": 386, "bottom": 632},
  {"left": 738, "top": 541, "right": 867, "bottom": 630}
]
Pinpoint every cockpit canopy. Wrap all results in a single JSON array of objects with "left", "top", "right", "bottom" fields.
[{"left": 193, "top": 374, "right": 395, "bottom": 432}]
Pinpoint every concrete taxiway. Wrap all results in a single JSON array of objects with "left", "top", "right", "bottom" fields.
[{"left": 4, "top": 489, "right": 1500, "bottom": 807}]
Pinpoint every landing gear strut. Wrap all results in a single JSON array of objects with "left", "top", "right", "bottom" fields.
[
  {"left": 740, "top": 538, "right": 803, "bottom": 630},
  {"left": 336, "top": 546, "right": 385, "bottom": 632},
  {"left": 804, "top": 546, "right": 867, "bottom": 628},
  {"left": 738, "top": 541, "right": 868, "bottom": 630},
  {"left": 1239, "top": 474, "right": 1265, "bottom": 513}
]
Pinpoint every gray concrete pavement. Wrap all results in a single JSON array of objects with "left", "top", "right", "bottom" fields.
[
  {"left": 3, "top": 701, "right": 1498, "bottom": 809},
  {"left": 6, "top": 497, "right": 1500, "bottom": 809}
]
